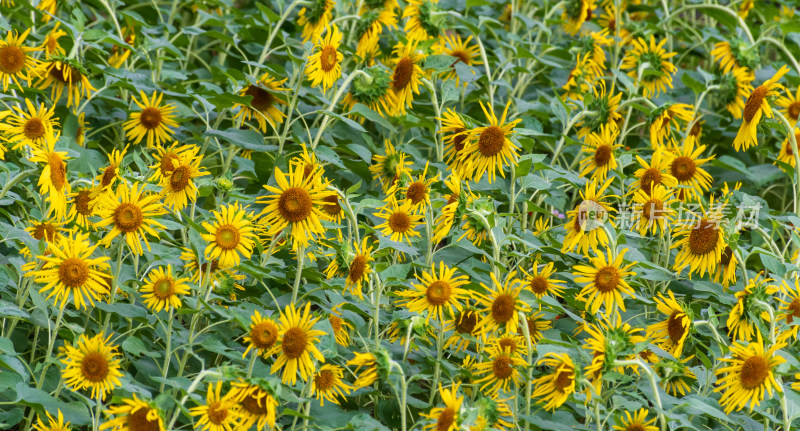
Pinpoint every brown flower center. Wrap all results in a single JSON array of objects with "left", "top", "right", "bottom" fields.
[
  {"left": 452, "top": 128, "right": 467, "bottom": 152},
  {"left": 33, "top": 223, "right": 57, "bottom": 241},
  {"left": 641, "top": 198, "right": 663, "bottom": 221},
  {"left": 640, "top": 167, "right": 662, "bottom": 194},
  {"left": 128, "top": 407, "right": 160, "bottom": 431},
  {"left": 743, "top": 85, "right": 768, "bottom": 122},
  {"left": 348, "top": 255, "right": 368, "bottom": 282},
  {"left": 406, "top": 182, "right": 427, "bottom": 204},
  {"left": 492, "top": 356, "right": 513, "bottom": 379},
  {"left": 530, "top": 276, "right": 549, "bottom": 294},
  {"left": 436, "top": 407, "right": 455, "bottom": 431},
  {"left": 75, "top": 190, "right": 93, "bottom": 216},
  {"left": 478, "top": 126, "right": 505, "bottom": 157},
  {"left": 786, "top": 298, "right": 800, "bottom": 324},
  {"left": 49, "top": 64, "right": 68, "bottom": 83},
  {"left": 206, "top": 401, "right": 228, "bottom": 425},
  {"left": 278, "top": 186, "right": 313, "bottom": 222},
  {"left": 139, "top": 107, "right": 163, "bottom": 130},
  {"left": 113, "top": 202, "right": 144, "bottom": 233},
  {"left": 24, "top": 118, "right": 46, "bottom": 140},
  {"left": 240, "top": 391, "right": 267, "bottom": 415},
  {"left": 328, "top": 315, "right": 343, "bottom": 332},
  {"left": 101, "top": 166, "right": 116, "bottom": 187},
  {"left": 281, "top": 327, "right": 308, "bottom": 359},
  {"left": 251, "top": 320, "right": 278, "bottom": 350},
  {"left": 497, "top": 337, "right": 517, "bottom": 353},
  {"left": 740, "top": 355, "right": 769, "bottom": 389},
  {"left": 450, "top": 50, "right": 470, "bottom": 66},
  {"left": 392, "top": 57, "right": 414, "bottom": 91},
  {"left": 455, "top": 311, "right": 477, "bottom": 334},
  {"left": 667, "top": 311, "right": 686, "bottom": 343},
  {"left": 152, "top": 278, "right": 174, "bottom": 299},
  {"left": 322, "top": 194, "right": 341, "bottom": 215},
  {"left": 425, "top": 280, "right": 452, "bottom": 306},
  {"left": 80, "top": 351, "right": 109, "bottom": 382},
  {"left": 48, "top": 153, "right": 67, "bottom": 191},
  {"left": 789, "top": 102, "right": 800, "bottom": 121},
  {"left": 671, "top": 156, "right": 696, "bottom": 182},
  {"left": 214, "top": 225, "right": 240, "bottom": 250},
  {"left": 720, "top": 246, "right": 733, "bottom": 266},
  {"left": 314, "top": 369, "right": 335, "bottom": 391},
  {"left": 594, "top": 266, "right": 620, "bottom": 293},
  {"left": 0, "top": 45, "right": 25, "bottom": 74},
  {"left": 245, "top": 85, "right": 273, "bottom": 112},
  {"left": 388, "top": 211, "right": 411, "bottom": 233},
  {"left": 159, "top": 152, "right": 177, "bottom": 176},
  {"left": 688, "top": 218, "right": 718, "bottom": 255},
  {"left": 594, "top": 144, "right": 612, "bottom": 167},
  {"left": 59, "top": 257, "right": 89, "bottom": 288},
  {"left": 320, "top": 45, "right": 338, "bottom": 72},
  {"left": 625, "top": 425, "right": 646, "bottom": 431},
  {"left": 553, "top": 369, "right": 573, "bottom": 392},
  {"left": 491, "top": 294, "right": 515, "bottom": 323}
]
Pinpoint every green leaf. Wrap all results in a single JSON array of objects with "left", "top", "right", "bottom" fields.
[
  {"left": 348, "top": 104, "right": 396, "bottom": 132},
  {"left": 204, "top": 128, "right": 267, "bottom": 151}
]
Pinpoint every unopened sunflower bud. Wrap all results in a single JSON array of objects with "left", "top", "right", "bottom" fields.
[{"left": 216, "top": 177, "right": 234, "bottom": 191}]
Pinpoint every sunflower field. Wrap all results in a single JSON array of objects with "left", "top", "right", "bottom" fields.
[{"left": 7, "top": 0, "right": 800, "bottom": 430}]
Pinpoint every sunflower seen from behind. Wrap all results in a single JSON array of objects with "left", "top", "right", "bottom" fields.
[
  {"left": 649, "top": 103, "right": 693, "bottom": 148},
  {"left": 727, "top": 274, "right": 777, "bottom": 342},
  {"left": 140, "top": 265, "right": 190, "bottom": 313},
  {"left": 574, "top": 80, "right": 622, "bottom": 138},
  {"left": 297, "top": 0, "right": 336, "bottom": 42},
  {"left": 714, "top": 336, "right": 786, "bottom": 414},
  {"left": 369, "top": 139, "right": 411, "bottom": 192},
  {"left": 99, "top": 394, "right": 164, "bottom": 431},
  {"left": 348, "top": 351, "right": 382, "bottom": 389},
  {"left": 60, "top": 332, "right": 123, "bottom": 399},
  {"left": 574, "top": 247, "right": 636, "bottom": 315},
  {"left": 94, "top": 182, "right": 166, "bottom": 256},
  {"left": 733, "top": 65, "right": 790, "bottom": 152},
  {"left": 341, "top": 66, "right": 398, "bottom": 118},
  {"left": 271, "top": 302, "right": 326, "bottom": 385},
  {"left": 561, "top": 0, "right": 595, "bottom": 35},
  {"left": 396, "top": 261, "right": 472, "bottom": 322},
  {"left": 719, "top": 66, "right": 754, "bottom": 119},
  {"left": 459, "top": 101, "right": 521, "bottom": 183},
  {"left": 621, "top": 35, "right": 677, "bottom": 97}
]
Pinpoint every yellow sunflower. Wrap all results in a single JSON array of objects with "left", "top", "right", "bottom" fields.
[
  {"left": 645, "top": 290, "right": 691, "bottom": 357},
  {"left": 242, "top": 310, "right": 279, "bottom": 358},
  {"left": 306, "top": 24, "right": 342, "bottom": 90},
  {"left": 630, "top": 148, "right": 678, "bottom": 196},
  {"left": 669, "top": 135, "right": 713, "bottom": 201},
  {"left": 311, "top": 364, "right": 353, "bottom": 406},
  {"left": 369, "top": 139, "right": 411, "bottom": 192},
  {"left": 122, "top": 91, "right": 179, "bottom": 148},
  {"left": 777, "top": 86, "right": 800, "bottom": 125},
  {"left": 733, "top": 65, "right": 790, "bottom": 152},
  {"left": 36, "top": 60, "right": 97, "bottom": 108},
  {"left": 390, "top": 38, "right": 425, "bottom": 113},
  {"left": 562, "top": 52, "right": 604, "bottom": 101},
  {"left": 95, "top": 145, "right": 128, "bottom": 194},
  {"left": 777, "top": 128, "right": 800, "bottom": 171},
  {"left": 0, "top": 99, "right": 58, "bottom": 150},
  {"left": 328, "top": 306, "right": 353, "bottom": 346},
  {"left": 33, "top": 410, "right": 71, "bottom": 431},
  {"left": 396, "top": 261, "right": 472, "bottom": 322},
  {"left": 574, "top": 247, "right": 636, "bottom": 315},
  {"left": 727, "top": 274, "right": 777, "bottom": 342},
  {"left": 140, "top": 265, "right": 190, "bottom": 313},
  {"left": 228, "top": 380, "right": 278, "bottom": 430},
  {"left": 388, "top": 161, "right": 436, "bottom": 213},
  {"left": 37, "top": 0, "right": 57, "bottom": 21},
  {"left": 94, "top": 182, "right": 167, "bottom": 255},
  {"left": 621, "top": 35, "right": 677, "bottom": 97},
  {"left": 613, "top": 409, "right": 658, "bottom": 431},
  {"left": 715, "top": 336, "right": 786, "bottom": 414},
  {"left": 656, "top": 356, "right": 696, "bottom": 396},
  {"left": 459, "top": 101, "right": 521, "bottom": 183},
  {"left": 649, "top": 103, "right": 694, "bottom": 148},
  {"left": 531, "top": 353, "right": 575, "bottom": 411},
  {"left": 373, "top": 199, "right": 423, "bottom": 244},
  {"left": 474, "top": 346, "right": 526, "bottom": 395},
  {"left": 0, "top": 28, "right": 41, "bottom": 91},
  {"left": 713, "top": 246, "right": 738, "bottom": 289},
  {"left": 582, "top": 316, "right": 645, "bottom": 395},
  {"left": 271, "top": 302, "right": 326, "bottom": 385},
  {"left": 575, "top": 81, "right": 622, "bottom": 138},
  {"left": 520, "top": 261, "right": 565, "bottom": 298},
  {"left": 25, "top": 216, "right": 65, "bottom": 246},
  {"left": 233, "top": 73, "right": 288, "bottom": 133},
  {"left": 60, "top": 333, "right": 123, "bottom": 399},
  {"left": 518, "top": 311, "right": 552, "bottom": 343},
  {"left": 148, "top": 141, "right": 199, "bottom": 184},
  {"left": 421, "top": 382, "right": 463, "bottom": 431},
  {"left": 579, "top": 123, "right": 620, "bottom": 180},
  {"left": 201, "top": 202, "right": 257, "bottom": 268},
  {"left": 561, "top": 0, "right": 595, "bottom": 35},
  {"left": 338, "top": 237, "right": 372, "bottom": 298},
  {"left": 720, "top": 66, "right": 755, "bottom": 119},
  {"left": 189, "top": 381, "right": 240, "bottom": 431},
  {"left": 778, "top": 276, "right": 800, "bottom": 339},
  {"left": 297, "top": 0, "right": 336, "bottom": 42},
  {"left": 433, "top": 33, "right": 482, "bottom": 87},
  {"left": 561, "top": 177, "right": 615, "bottom": 256},
  {"left": 108, "top": 28, "right": 135, "bottom": 68},
  {"left": 353, "top": 5, "right": 396, "bottom": 61},
  {"left": 403, "top": 0, "right": 443, "bottom": 40},
  {"left": 42, "top": 23, "right": 67, "bottom": 57},
  {"left": 631, "top": 184, "right": 677, "bottom": 236},
  {"left": 739, "top": 0, "right": 755, "bottom": 18},
  {"left": 100, "top": 395, "right": 164, "bottom": 431},
  {"left": 348, "top": 351, "right": 381, "bottom": 389},
  {"left": 29, "top": 133, "right": 70, "bottom": 220},
  {"left": 443, "top": 308, "right": 480, "bottom": 350},
  {"left": 671, "top": 196, "right": 726, "bottom": 277},
  {"left": 474, "top": 271, "right": 530, "bottom": 334},
  {"left": 67, "top": 186, "right": 97, "bottom": 229}
]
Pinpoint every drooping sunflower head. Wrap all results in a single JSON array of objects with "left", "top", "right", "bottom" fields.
[
  {"left": 311, "top": 364, "right": 353, "bottom": 406},
  {"left": 100, "top": 394, "right": 164, "bottom": 431},
  {"left": 234, "top": 73, "right": 288, "bottom": 133},
  {"left": 433, "top": 33, "right": 482, "bottom": 87},
  {"left": 36, "top": 60, "right": 97, "bottom": 108},
  {"left": 297, "top": 0, "right": 337, "bottom": 42},
  {"left": 711, "top": 38, "right": 760, "bottom": 74},
  {"left": 390, "top": 37, "right": 426, "bottom": 113},
  {"left": 717, "top": 66, "right": 754, "bottom": 119},
  {"left": 228, "top": 379, "right": 279, "bottom": 430},
  {"left": 342, "top": 66, "right": 398, "bottom": 118},
  {"left": 576, "top": 80, "right": 622, "bottom": 137},
  {"left": 654, "top": 356, "right": 697, "bottom": 397},
  {"left": 727, "top": 273, "right": 778, "bottom": 342},
  {"left": 530, "top": 352, "right": 576, "bottom": 411},
  {"left": 562, "top": 52, "right": 604, "bottom": 102},
  {"left": 403, "top": 0, "right": 444, "bottom": 40},
  {"left": 621, "top": 35, "right": 677, "bottom": 98},
  {"left": 459, "top": 101, "right": 522, "bottom": 183},
  {"left": 561, "top": 0, "right": 596, "bottom": 35}
]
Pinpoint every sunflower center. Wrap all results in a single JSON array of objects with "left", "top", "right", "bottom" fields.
[
  {"left": 33, "top": 223, "right": 57, "bottom": 241},
  {"left": 789, "top": 102, "right": 800, "bottom": 121},
  {"left": 642, "top": 198, "right": 663, "bottom": 221},
  {"left": 594, "top": 266, "right": 620, "bottom": 293},
  {"left": 594, "top": 144, "right": 612, "bottom": 166},
  {"left": 215, "top": 225, "right": 240, "bottom": 250},
  {"left": 529, "top": 276, "right": 549, "bottom": 294},
  {"left": 554, "top": 369, "right": 573, "bottom": 392},
  {"left": 348, "top": 255, "right": 368, "bottom": 282},
  {"left": 320, "top": 45, "right": 338, "bottom": 72},
  {"left": 788, "top": 135, "right": 799, "bottom": 156},
  {"left": 322, "top": 194, "right": 341, "bottom": 215},
  {"left": 24, "top": 118, "right": 46, "bottom": 140},
  {"left": 452, "top": 128, "right": 467, "bottom": 152},
  {"left": 720, "top": 246, "right": 733, "bottom": 266},
  {"left": 640, "top": 167, "right": 662, "bottom": 193},
  {"left": 667, "top": 311, "right": 686, "bottom": 343},
  {"left": 492, "top": 356, "right": 513, "bottom": 379},
  {"left": 139, "top": 107, "right": 163, "bottom": 130},
  {"left": 251, "top": 321, "right": 278, "bottom": 349},
  {"left": 688, "top": 218, "right": 718, "bottom": 255},
  {"left": 388, "top": 211, "right": 411, "bottom": 233},
  {"left": 450, "top": 50, "right": 470, "bottom": 66},
  {"left": 478, "top": 126, "right": 506, "bottom": 157},
  {"left": 329, "top": 315, "right": 343, "bottom": 332},
  {"left": 498, "top": 337, "right": 517, "bottom": 353},
  {"left": 426, "top": 280, "right": 452, "bottom": 306},
  {"left": 80, "top": 352, "right": 109, "bottom": 382},
  {"left": 491, "top": 294, "right": 515, "bottom": 323},
  {"left": 49, "top": 65, "right": 67, "bottom": 83},
  {"left": 785, "top": 297, "right": 800, "bottom": 324},
  {"left": 113, "top": 203, "right": 144, "bottom": 233},
  {"left": 100, "top": 166, "right": 116, "bottom": 188},
  {"left": 743, "top": 85, "right": 768, "bottom": 122},
  {"left": 75, "top": 190, "right": 93, "bottom": 216},
  {"left": 436, "top": 407, "right": 456, "bottom": 431},
  {"left": 160, "top": 152, "right": 177, "bottom": 176},
  {"left": 314, "top": 369, "right": 335, "bottom": 391},
  {"left": 0, "top": 45, "right": 26, "bottom": 74},
  {"left": 153, "top": 278, "right": 175, "bottom": 299},
  {"left": 206, "top": 401, "right": 229, "bottom": 425},
  {"left": 277, "top": 186, "right": 313, "bottom": 222},
  {"left": 671, "top": 156, "right": 696, "bottom": 182},
  {"left": 58, "top": 257, "right": 89, "bottom": 288},
  {"left": 740, "top": 355, "right": 769, "bottom": 389},
  {"left": 170, "top": 165, "right": 191, "bottom": 191},
  {"left": 607, "top": 18, "right": 616, "bottom": 32},
  {"left": 690, "top": 121, "right": 702, "bottom": 137},
  {"left": 48, "top": 153, "right": 67, "bottom": 191},
  {"left": 128, "top": 407, "right": 160, "bottom": 431},
  {"left": 240, "top": 393, "right": 266, "bottom": 415},
  {"left": 406, "top": 182, "right": 427, "bottom": 204},
  {"left": 455, "top": 311, "right": 477, "bottom": 334},
  {"left": 281, "top": 327, "right": 308, "bottom": 359},
  {"left": 393, "top": 57, "right": 414, "bottom": 91},
  {"left": 245, "top": 85, "right": 273, "bottom": 112},
  {"left": 625, "top": 425, "right": 646, "bottom": 431}
]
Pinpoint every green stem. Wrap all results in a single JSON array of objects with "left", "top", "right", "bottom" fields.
[
  {"left": 159, "top": 308, "right": 174, "bottom": 392},
  {"left": 291, "top": 246, "right": 305, "bottom": 304},
  {"left": 310, "top": 70, "right": 371, "bottom": 150},
  {"left": 774, "top": 111, "right": 800, "bottom": 218},
  {"left": 428, "top": 325, "right": 445, "bottom": 404}
]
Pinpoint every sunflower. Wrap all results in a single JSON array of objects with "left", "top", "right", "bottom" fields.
[
  {"left": 353, "top": 6, "right": 396, "bottom": 61},
  {"left": 433, "top": 33, "right": 482, "bottom": 87},
  {"left": 630, "top": 148, "right": 678, "bottom": 196},
  {"left": 337, "top": 237, "right": 372, "bottom": 298},
  {"left": 739, "top": 0, "right": 755, "bottom": 18},
  {"left": 459, "top": 101, "right": 521, "bottom": 183},
  {"left": 390, "top": 38, "right": 425, "bottom": 113},
  {"left": 306, "top": 24, "right": 342, "bottom": 90},
  {"left": 33, "top": 410, "right": 71, "bottom": 431},
  {"left": 487, "top": 334, "right": 528, "bottom": 357},
  {"left": 94, "top": 182, "right": 166, "bottom": 255},
  {"left": 396, "top": 261, "right": 472, "bottom": 322},
  {"left": 612, "top": 409, "right": 658, "bottom": 431},
  {"left": 734, "top": 65, "right": 790, "bottom": 152},
  {"left": 655, "top": 356, "right": 696, "bottom": 396},
  {"left": 531, "top": 353, "right": 575, "bottom": 411},
  {"left": 718, "top": 66, "right": 755, "bottom": 119},
  {"left": 95, "top": 145, "right": 128, "bottom": 193},
  {"left": 160, "top": 147, "right": 207, "bottom": 211},
  {"left": 29, "top": 133, "right": 70, "bottom": 219},
  {"left": 777, "top": 129, "right": 800, "bottom": 171},
  {"left": 562, "top": 52, "right": 604, "bottom": 101},
  {"left": 712, "top": 246, "right": 738, "bottom": 289},
  {"left": 297, "top": 0, "right": 336, "bottom": 42},
  {"left": 403, "top": 0, "right": 444, "bottom": 40},
  {"left": 474, "top": 271, "right": 530, "bottom": 335},
  {"left": 576, "top": 30, "right": 612, "bottom": 68},
  {"left": 421, "top": 382, "right": 463, "bottom": 431},
  {"left": 311, "top": 364, "right": 352, "bottom": 406},
  {"left": 242, "top": 310, "right": 279, "bottom": 358},
  {"left": 443, "top": 308, "right": 481, "bottom": 350},
  {"left": 100, "top": 395, "right": 164, "bottom": 431},
  {"left": 621, "top": 35, "right": 677, "bottom": 97},
  {"left": 369, "top": 139, "right": 411, "bottom": 192},
  {"left": 227, "top": 380, "right": 278, "bottom": 430},
  {"left": 189, "top": 381, "right": 240, "bottom": 431},
  {"left": 579, "top": 123, "right": 620, "bottom": 180},
  {"left": 37, "top": 0, "right": 57, "bottom": 21},
  {"left": 373, "top": 199, "right": 423, "bottom": 244},
  {"left": 122, "top": 91, "right": 178, "bottom": 148},
  {"left": 645, "top": 290, "right": 691, "bottom": 357},
  {"left": 518, "top": 311, "right": 552, "bottom": 343},
  {"left": 140, "top": 265, "right": 190, "bottom": 313},
  {"left": 778, "top": 276, "right": 800, "bottom": 339},
  {"left": 233, "top": 73, "right": 288, "bottom": 133},
  {"left": 669, "top": 135, "right": 713, "bottom": 201},
  {"left": 432, "top": 174, "right": 475, "bottom": 244},
  {"left": 520, "top": 261, "right": 565, "bottom": 299},
  {"left": 561, "top": 0, "right": 595, "bottom": 35},
  {"left": 68, "top": 186, "right": 97, "bottom": 229},
  {"left": 348, "top": 351, "right": 381, "bottom": 389},
  {"left": 179, "top": 247, "right": 246, "bottom": 292},
  {"left": 598, "top": 5, "right": 630, "bottom": 42},
  {"left": 148, "top": 141, "right": 199, "bottom": 184},
  {"left": 328, "top": 306, "right": 354, "bottom": 346},
  {"left": 0, "top": 29, "right": 41, "bottom": 91},
  {"left": 715, "top": 337, "right": 786, "bottom": 414},
  {"left": 271, "top": 302, "right": 326, "bottom": 385},
  {"left": 575, "top": 81, "right": 622, "bottom": 138},
  {"left": 0, "top": 99, "right": 58, "bottom": 151},
  {"left": 42, "top": 23, "right": 67, "bottom": 57},
  {"left": 201, "top": 202, "right": 256, "bottom": 268},
  {"left": 727, "top": 274, "right": 777, "bottom": 342},
  {"left": 36, "top": 60, "right": 96, "bottom": 108},
  {"left": 710, "top": 40, "right": 760, "bottom": 74},
  {"left": 649, "top": 103, "right": 694, "bottom": 148},
  {"left": 474, "top": 346, "right": 526, "bottom": 395},
  {"left": 671, "top": 196, "right": 726, "bottom": 277},
  {"left": 389, "top": 161, "right": 436, "bottom": 213},
  {"left": 342, "top": 66, "right": 398, "bottom": 118},
  {"left": 108, "top": 28, "right": 135, "bottom": 68},
  {"left": 582, "top": 316, "right": 645, "bottom": 395},
  {"left": 777, "top": 86, "right": 800, "bottom": 125},
  {"left": 631, "top": 184, "right": 677, "bottom": 236},
  {"left": 574, "top": 247, "right": 636, "bottom": 315},
  {"left": 562, "top": 177, "right": 615, "bottom": 256},
  {"left": 61, "top": 333, "right": 123, "bottom": 399}
]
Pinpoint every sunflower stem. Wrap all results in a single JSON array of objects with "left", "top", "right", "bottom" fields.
[
  {"left": 552, "top": 110, "right": 591, "bottom": 165},
  {"left": 422, "top": 78, "right": 444, "bottom": 162},
  {"left": 475, "top": 213, "right": 502, "bottom": 279},
  {"left": 246, "top": 350, "right": 257, "bottom": 378},
  {"left": 614, "top": 359, "right": 666, "bottom": 431},
  {"left": 159, "top": 307, "right": 174, "bottom": 392},
  {"left": 756, "top": 37, "right": 800, "bottom": 78},
  {"left": 35, "top": 304, "right": 65, "bottom": 390},
  {"left": 474, "top": 34, "right": 494, "bottom": 104},
  {"left": 662, "top": 4, "right": 753, "bottom": 44},
  {"left": 428, "top": 324, "right": 445, "bottom": 404},
  {"left": 291, "top": 245, "right": 306, "bottom": 304},
  {"left": 101, "top": 241, "right": 126, "bottom": 335},
  {"left": 310, "top": 70, "right": 372, "bottom": 150},
  {"left": 520, "top": 311, "right": 534, "bottom": 431},
  {"left": 774, "top": 111, "right": 800, "bottom": 218}
]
